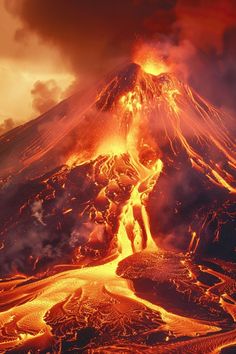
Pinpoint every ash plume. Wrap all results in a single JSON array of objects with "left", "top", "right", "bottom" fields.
[{"left": 5, "top": 0, "right": 236, "bottom": 112}]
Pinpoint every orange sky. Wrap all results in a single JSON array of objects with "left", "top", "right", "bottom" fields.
[{"left": 0, "top": 1, "right": 75, "bottom": 126}]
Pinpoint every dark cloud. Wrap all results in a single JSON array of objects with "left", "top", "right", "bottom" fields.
[
  {"left": 174, "top": 0, "right": 236, "bottom": 111},
  {"left": 4, "top": 0, "right": 177, "bottom": 75},
  {"left": 4, "top": 0, "right": 236, "bottom": 111}
]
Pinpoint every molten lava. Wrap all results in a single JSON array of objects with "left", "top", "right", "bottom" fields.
[
  {"left": 0, "top": 62, "right": 235, "bottom": 353},
  {"left": 133, "top": 44, "right": 169, "bottom": 76}
]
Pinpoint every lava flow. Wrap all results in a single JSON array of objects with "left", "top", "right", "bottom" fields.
[{"left": 0, "top": 57, "right": 235, "bottom": 353}]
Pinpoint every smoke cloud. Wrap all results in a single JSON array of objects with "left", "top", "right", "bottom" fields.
[
  {"left": 31, "top": 79, "right": 63, "bottom": 115},
  {"left": 4, "top": 0, "right": 174, "bottom": 75},
  {"left": 4, "top": 0, "right": 236, "bottom": 112},
  {"left": 0, "top": 118, "right": 15, "bottom": 136}
]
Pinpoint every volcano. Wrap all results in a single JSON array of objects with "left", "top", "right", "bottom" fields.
[{"left": 0, "top": 63, "right": 235, "bottom": 353}]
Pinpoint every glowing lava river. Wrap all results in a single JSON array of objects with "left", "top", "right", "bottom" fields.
[{"left": 0, "top": 61, "right": 235, "bottom": 353}]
